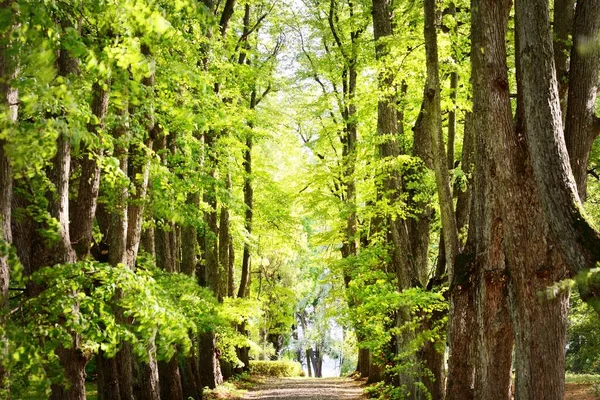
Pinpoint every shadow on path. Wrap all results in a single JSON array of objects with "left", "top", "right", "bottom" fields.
[{"left": 243, "top": 377, "right": 366, "bottom": 400}]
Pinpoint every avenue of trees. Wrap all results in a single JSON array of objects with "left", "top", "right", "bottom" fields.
[{"left": 0, "top": 0, "right": 599, "bottom": 399}]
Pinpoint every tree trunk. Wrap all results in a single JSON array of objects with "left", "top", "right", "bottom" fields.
[
  {"left": 181, "top": 195, "right": 199, "bottom": 277},
  {"left": 514, "top": 0, "right": 600, "bottom": 279},
  {"left": 218, "top": 173, "right": 233, "bottom": 298},
  {"left": 356, "top": 347, "right": 370, "bottom": 378},
  {"left": 564, "top": 0, "right": 600, "bottom": 201},
  {"left": 306, "top": 349, "right": 313, "bottom": 377},
  {"left": 0, "top": 4, "right": 17, "bottom": 389},
  {"left": 159, "top": 355, "right": 184, "bottom": 400},
  {"left": 71, "top": 81, "right": 108, "bottom": 258},
  {"left": 552, "top": 0, "right": 576, "bottom": 118},
  {"left": 425, "top": 0, "right": 458, "bottom": 280},
  {"left": 137, "top": 351, "right": 161, "bottom": 400},
  {"left": 469, "top": 1, "right": 515, "bottom": 398},
  {"left": 50, "top": 342, "right": 88, "bottom": 400},
  {"left": 126, "top": 45, "right": 156, "bottom": 270},
  {"left": 180, "top": 355, "right": 202, "bottom": 400},
  {"left": 445, "top": 114, "right": 475, "bottom": 400},
  {"left": 97, "top": 351, "right": 122, "bottom": 400},
  {"left": 198, "top": 332, "right": 222, "bottom": 389}
]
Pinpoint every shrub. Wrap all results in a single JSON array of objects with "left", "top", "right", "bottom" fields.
[{"left": 248, "top": 360, "right": 302, "bottom": 377}]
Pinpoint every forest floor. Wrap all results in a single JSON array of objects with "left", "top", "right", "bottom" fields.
[
  {"left": 565, "top": 383, "right": 599, "bottom": 400},
  {"left": 234, "top": 377, "right": 366, "bottom": 400},
  {"left": 203, "top": 376, "right": 599, "bottom": 400}
]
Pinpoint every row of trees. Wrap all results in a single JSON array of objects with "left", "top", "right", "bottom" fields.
[
  {"left": 291, "top": 0, "right": 600, "bottom": 398},
  {"left": 0, "top": 0, "right": 319, "bottom": 399},
  {"left": 1, "top": 0, "right": 600, "bottom": 399}
]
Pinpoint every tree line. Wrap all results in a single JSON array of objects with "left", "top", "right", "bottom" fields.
[{"left": 0, "top": 0, "right": 599, "bottom": 399}]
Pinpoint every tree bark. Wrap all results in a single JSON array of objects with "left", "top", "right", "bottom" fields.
[
  {"left": 469, "top": 0, "right": 515, "bottom": 398},
  {"left": 71, "top": 81, "right": 109, "bottom": 258},
  {"left": 159, "top": 355, "right": 184, "bottom": 400},
  {"left": 198, "top": 332, "right": 223, "bottom": 389},
  {"left": 0, "top": 2, "right": 17, "bottom": 389},
  {"left": 425, "top": 0, "right": 458, "bottom": 285},
  {"left": 515, "top": 0, "right": 600, "bottom": 280},
  {"left": 552, "top": 0, "right": 576, "bottom": 118},
  {"left": 564, "top": 0, "right": 600, "bottom": 201},
  {"left": 445, "top": 115, "right": 475, "bottom": 400},
  {"left": 238, "top": 132, "right": 253, "bottom": 299}
]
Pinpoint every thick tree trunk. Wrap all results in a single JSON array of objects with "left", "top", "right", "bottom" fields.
[
  {"left": 159, "top": 355, "right": 184, "bottom": 400},
  {"left": 50, "top": 343, "right": 88, "bottom": 400},
  {"left": 366, "top": 359, "right": 383, "bottom": 384},
  {"left": 564, "top": 0, "right": 600, "bottom": 201},
  {"left": 138, "top": 352, "right": 161, "bottom": 400},
  {"left": 198, "top": 332, "right": 223, "bottom": 389},
  {"left": 97, "top": 351, "right": 121, "bottom": 400},
  {"left": 420, "top": 311, "right": 445, "bottom": 400},
  {"left": 469, "top": 1, "right": 515, "bottom": 398},
  {"left": 156, "top": 224, "right": 178, "bottom": 273},
  {"left": 508, "top": 1, "right": 579, "bottom": 398},
  {"left": 116, "top": 344, "right": 135, "bottom": 400},
  {"left": 445, "top": 255, "right": 475, "bottom": 400},
  {"left": 356, "top": 347, "right": 370, "bottom": 378},
  {"left": 180, "top": 355, "right": 202, "bottom": 400},
  {"left": 514, "top": 0, "right": 600, "bottom": 279}
]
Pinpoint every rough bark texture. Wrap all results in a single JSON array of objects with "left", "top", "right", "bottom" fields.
[
  {"left": 198, "top": 332, "right": 223, "bottom": 389},
  {"left": 138, "top": 349, "right": 161, "bottom": 400},
  {"left": 71, "top": 81, "right": 108, "bottom": 258},
  {"left": 445, "top": 115, "right": 475, "bottom": 400},
  {"left": 49, "top": 342, "right": 88, "bottom": 400},
  {"left": 180, "top": 355, "right": 202, "bottom": 400},
  {"left": 445, "top": 254, "right": 475, "bottom": 400},
  {"left": 159, "top": 356, "right": 184, "bottom": 400},
  {"left": 0, "top": 3, "right": 17, "bottom": 389},
  {"left": 515, "top": 0, "right": 600, "bottom": 278},
  {"left": 510, "top": 0, "right": 584, "bottom": 398},
  {"left": 97, "top": 351, "right": 121, "bottom": 400},
  {"left": 425, "top": 0, "right": 458, "bottom": 282},
  {"left": 564, "top": 0, "right": 600, "bottom": 201},
  {"left": 553, "top": 0, "right": 576, "bottom": 117},
  {"left": 469, "top": 0, "right": 514, "bottom": 398},
  {"left": 372, "top": 0, "right": 415, "bottom": 291}
]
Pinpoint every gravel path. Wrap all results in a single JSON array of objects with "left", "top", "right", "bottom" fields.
[{"left": 242, "top": 377, "right": 366, "bottom": 400}]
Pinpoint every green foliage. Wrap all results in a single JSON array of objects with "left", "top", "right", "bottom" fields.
[
  {"left": 248, "top": 360, "right": 303, "bottom": 377},
  {"left": 4, "top": 260, "right": 225, "bottom": 396},
  {"left": 566, "top": 291, "right": 600, "bottom": 374}
]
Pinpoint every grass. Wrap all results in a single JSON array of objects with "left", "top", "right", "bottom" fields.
[
  {"left": 566, "top": 374, "right": 600, "bottom": 384},
  {"left": 85, "top": 382, "right": 98, "bottom": 400}
]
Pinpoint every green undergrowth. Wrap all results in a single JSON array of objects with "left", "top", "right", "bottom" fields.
[
  {"left": 203, "top": 373, "right": 264, "bottom": 399},
  {"left": 248, "top": 360, "right": 303, "bottom": 377},
  {"left": 565, "top": 373, "right": 600, "bottom": 384}
]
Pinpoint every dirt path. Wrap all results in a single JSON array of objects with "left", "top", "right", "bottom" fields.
[{"left": 241, "top": 377, "right": 366, "bottom": 400}]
